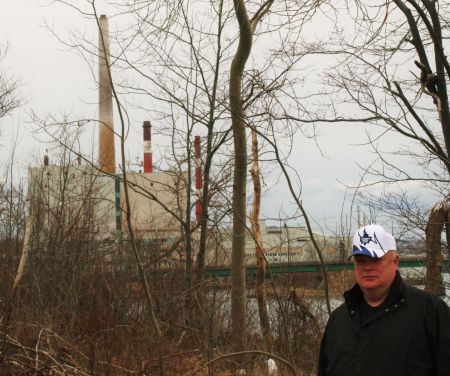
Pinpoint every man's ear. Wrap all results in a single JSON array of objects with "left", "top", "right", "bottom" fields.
[{"left": 392, "top": 251, "right": 400, "bottom": 266}]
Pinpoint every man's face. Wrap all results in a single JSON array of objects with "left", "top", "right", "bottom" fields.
[{"left": 353, "top": 251, "right": 399, "bottom": 292}]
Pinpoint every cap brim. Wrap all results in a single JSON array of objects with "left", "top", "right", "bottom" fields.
[{"left": 350, "top": 245, "right": 385, "bottom": 259}]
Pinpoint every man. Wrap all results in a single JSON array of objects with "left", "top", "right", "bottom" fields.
[{"left": 318, "top": 224, "right": 450, "bottom": 376}]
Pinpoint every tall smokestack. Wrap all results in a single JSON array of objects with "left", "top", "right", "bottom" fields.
[
  {"left": 143, "top": 121, "right": 152, "bottom": 173},
  {"left": 98, "top": 14, "right": 116, "bottom": 174},
  {"left": 194, "top": 136, "right": 203, "bottom": 220}
]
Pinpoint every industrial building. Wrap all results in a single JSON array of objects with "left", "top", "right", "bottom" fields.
[
  {"left": 27, "top": 15, "right": 187, "bottom": 244},
  {"left": 27, "top": 15, "right": 343, "bottom": 267},
  {"left": 28, "top": 164, "right": 187, "bottom": 241},
  {"left": 218, "top": 222, "right": 346, "bottom": 266}
]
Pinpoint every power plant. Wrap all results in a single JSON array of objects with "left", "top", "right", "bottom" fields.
[
  {"left": 28, "top": 15, "right": 187, "bottom": 242},
  {"left": 27, "top": 15, "right": 344, "bottom": 265}
]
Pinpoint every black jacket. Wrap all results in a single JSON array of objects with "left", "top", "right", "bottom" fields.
[{"left": 318, "top": 273, "right": 450, "bottom": 376}]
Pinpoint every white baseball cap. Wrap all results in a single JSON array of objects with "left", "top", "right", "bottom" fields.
[{"left": 351, "top": 224, "right": 397, "bottom": 259}]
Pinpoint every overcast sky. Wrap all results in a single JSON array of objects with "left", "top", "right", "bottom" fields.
[{"left": 0, "top": 1, "right": 437, "bottom": 235}]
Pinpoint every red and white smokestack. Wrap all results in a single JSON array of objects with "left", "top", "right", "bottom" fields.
[
  {"left": 143, "top": 121, "right": 152, "bottom": 173},
  {"left": 98, "top": 14, "right": 116, "bottom": 174},
  {"left": 194, "top": 136, "right": 203, "bottom": 220}
]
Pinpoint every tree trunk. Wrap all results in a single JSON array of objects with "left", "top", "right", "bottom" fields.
[
  {"left": 1, "top": 216, "right": 32, "bottom": 337},
  {"left": 250, "top": 128, "right": 273, "bottom": 354},
  {"left": 425, "top": 200, "right": 449, "bottom": 295},
  {"left": 229, "top": 0, "right": 253, "bottom": 356}
]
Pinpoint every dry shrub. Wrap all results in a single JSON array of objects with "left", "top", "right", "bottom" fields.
[{"left": 2, "top": 229, "right": 339, "bottom": 375}]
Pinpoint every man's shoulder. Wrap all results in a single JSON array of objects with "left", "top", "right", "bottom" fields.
[
  {"left": 328, "top": 301, "right": 349, "bottom": 320},
  {"left": 404, "top": 284, "right": 450, "bottom": 311}
]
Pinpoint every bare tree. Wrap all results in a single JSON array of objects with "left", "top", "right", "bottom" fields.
[
  {"left": 229, "top": 0, "right": 277, "bottom": 356},
  {"left": 284, "top": 0, "right": 450, "bottom": 290},
  {"left": 0, "top": 44, "right": 22, "bottom": 121}
]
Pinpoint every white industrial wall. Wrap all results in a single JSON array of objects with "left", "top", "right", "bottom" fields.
[{"left": 28, "top": 165, "right": 187, "bottom": 240}]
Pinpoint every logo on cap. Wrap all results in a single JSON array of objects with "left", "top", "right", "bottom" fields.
[{"left": 359, "top": 229, "right": 373, "bottom": 245}]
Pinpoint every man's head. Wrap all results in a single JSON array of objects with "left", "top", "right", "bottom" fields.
[{"left": 351, "top": 224, "right": 400, "bottom": 304}]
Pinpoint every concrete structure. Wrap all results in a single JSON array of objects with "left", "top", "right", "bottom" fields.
[
  {"left": 98, "top": 14, "right": 115, "bottom": 174},
  {"left": 28, "top": 164, "right": 186, "bottom": 241},
  {"left": 214, "top": 221, "right": 347, "bottom": 267},
  {"left": 123, "top": 171, "right": 187, "bottom": 238},
  {"left": 28, "top": 164, "right": 117, "bottom": 239}
]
